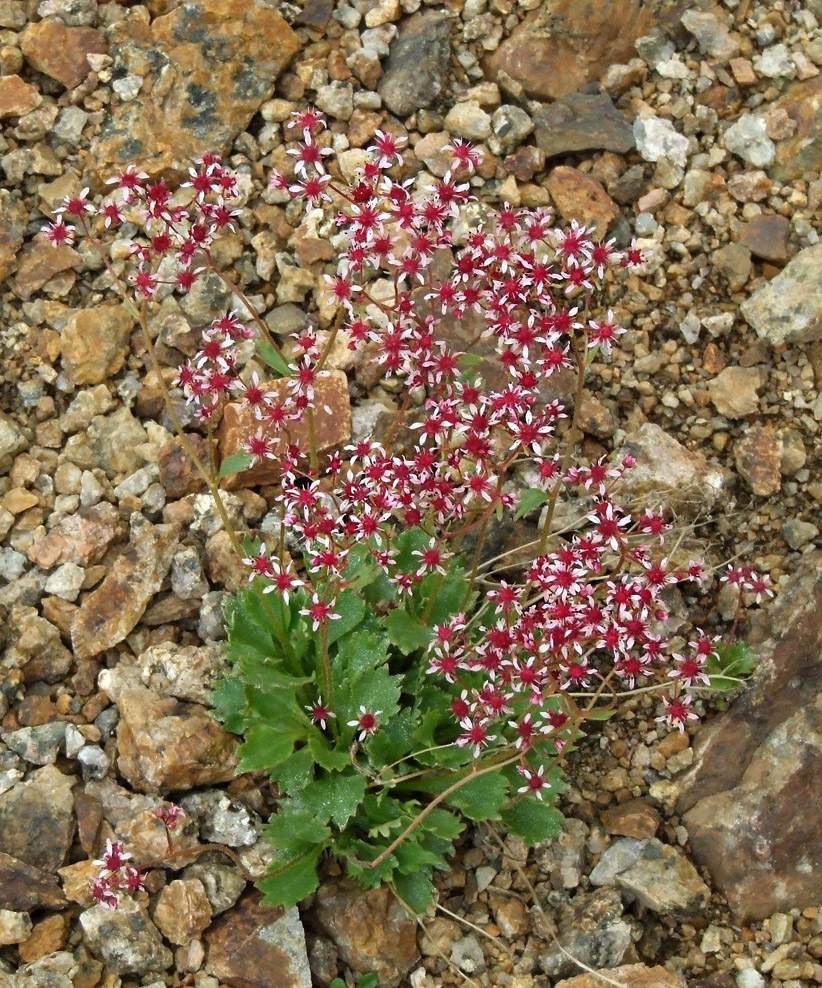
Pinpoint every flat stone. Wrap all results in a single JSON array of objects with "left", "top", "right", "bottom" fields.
[
  {"left": 5, "top": 605, "right": 73, "bottom": 685},
  {"left": 70, "top": 516, "right": 178, "bottom": 659},
  {"left": 205, "top": 892, "right": 311, "bottom": 988},
  {"left": 79, "top": 897, "right": 172, "bottom": 975},
  {"left": 483, "top": 0, "right": 686, "bottom": 100},
  {"left": 544, "top": 166, "right": 620, "bottom": 240},
  {"left": 0, "top": 852, "right": 67, "bottom": 911},
  {"left": 0, "top": 74, "right": 41, "bottom": 118},
  {"left": 772, "top": 75, "right": 822, "bottom": 182},
  {"left": 157, "top": 434, "right": 209, "bottom": 499},
  {"left": 61, "top": 305, "right": 134, "bottom": 386},
  {"left": 153, "top": 879, "right": 212, "bottom": 945},
  {"left": 738, "top": 214, "right": 790, "bottom": 262},
  {"left": 17, "top": 912, "right": 70, "bottom": 963},
  {"left": 0, "top": 192, "right": 27, "bottom": 281},
  {"left": 377, "top": 11, "right": 450, "bottom": 119},
  {"left": 0, "top": 765, "right": 75, "bottom": 873},
  {"left": 90, "top": 0, "right": 300, "bottom": 176},
  {"left": 590, "top": 838, "right": 709, "bottom": 918},
  {"left": 556, "top": 964, "right": 686, "bottom": 988},
  {"left": 27, "top": 502, "right": 124, "bottom": 568},
  {"left": 723, "top": 114, "right": 774, "bottom": 167},
  {"left": 733, "top": 425, "right": 782, "bottom": 496},
  {"left": 600, "top": 799, "right": 661, "bottom": 840},
  {"left": 21, "top": 19, "right": 106, "bottom": 89},
  {"left": 633, "top": 115, "right": 690, "bottom": 168},
  {"left": 533, "top": 93, "right": 634, "bottom": 159},
  {"left": 741, "top": 244, "right": 822, "bottom": 345},
  {"left": 615, "top": 423, "right": 724, "bottom": 514},
  {"left": 679, "top": 555, "right": 822, "bottom": 921},
  {"left": 11, "top": 238, "right": 81, "bottom": 300},
  {"left": 539, "top": 887, "right": 632, "bottom": 979},
  {"left": 115, "top": 685, "right": 239, "bottom": 794},
  {"left": 218, "top": 370, "right": 351, "bottom": 489},
  {"left": 707, "top": 366, "right": 761, "bottom": 418},
  {"left": 311, "top": 879, "right": 419, "bottom": 988}
]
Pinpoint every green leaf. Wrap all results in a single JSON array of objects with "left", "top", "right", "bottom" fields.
[
  {"left": 335, "top": 628, "right": 390, "bottom": 676},
  {"left": 210, "top": 676, "right": 247, "bottom": 733},
  {"left": 218, "top": 450, "right": 255, "bottom": 478},
  {"left": 257, "top": 847, "right": 323, "bottom": 908},
  {"left": 514, "top": 486, "right": 549, "bottom": 520},
  {"left": 705, "top": 641, "right": 756, "bottom": 692},
  {"left": 307, "top": 732, "right": 353, "bottom": 772},
  {"left": 500, "top": 796, "right": 564, "bottom": 845},
  {"left": 256, "top": 337, "right": 293, "bottom": 378},
  {"left": 447, "top": 771, "right": 509, "bottom": 821},
  {"left": 335, "top": 666, "right": 402, "bottom": 739},
  {"left": 366, "top": 707, "right": 419, "bottom": 769},
  {"left": 269, "top": 745, "right": 315, "bottom": 792},
  {"left": 392, "top": 869, "right": 436, "bottom": 914},
  {"left": 236, "top": 724, "right": 295, "bottom": 774},
  {"left": 326, "top": 589, "right": 367, "bottom": 645},
  {"left": 393, "top": 837, "right": 443, "bottom": 874},
  {"left": 264, "top": 803, "right": 330, "bottom": 856},
  {"left": 423, "top": 806, "right": 464, "bottom": 840},
  {"left": 385, "top": 607, "right": 433, "bottom": 655},
  {"left": 300, "top": 771, "right": 367, "bottom": 829},
  {"left": 583, "top": 706, "right": 616, "bottom": 722},
  {"left": 418, "top": 565, "right": 473, "bottom": 627},
  {"left": 358, "top": 976, "right": 379, "bottom": 988}
]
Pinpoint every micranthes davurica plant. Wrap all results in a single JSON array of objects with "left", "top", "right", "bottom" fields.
[{"left": 46, "top": 109, "right": 771, "bottom": 913}]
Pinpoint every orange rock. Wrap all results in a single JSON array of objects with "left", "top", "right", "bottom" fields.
[
  {"left": 545, "top": 166, "right": 620, "bottom": 240},
  {"left": 0, "top": 75, "right": 41, "bottom": 118},
  {"left": 21, "top": 19, "right": 106, "bottom": 90}
]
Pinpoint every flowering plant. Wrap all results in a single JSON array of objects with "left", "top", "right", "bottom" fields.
[{"left": 48, "top": 110, "right": 769, "bottom": 913}]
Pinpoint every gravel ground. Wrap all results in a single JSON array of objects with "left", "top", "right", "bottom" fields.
[{"left": 1, "top": 0, "right": 821, "bottom": 986}]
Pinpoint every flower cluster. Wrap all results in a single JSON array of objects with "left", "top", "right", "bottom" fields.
[
  {"left": 43, "top": 154, "right": 240, "bottom": 298},
  {"left": 88, "top": 805, "right": 184, "bottom": 909}
]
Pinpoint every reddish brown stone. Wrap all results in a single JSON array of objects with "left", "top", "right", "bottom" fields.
[
  {"left": 11, "top": 238, "right": 81, "bottom": 301},
  {"left": 158, "top": 434, "right": 210, "bottom": 499},
  {"left": 74, "top": 789, "right": 103, "bottom": 856},
  {"left": 600, "top": 798, "right": 660, "bottom": 840},
  {"left": 483, "top": 0, "right": 686, "bottom": 100},
  {"left": 21, "top": 19, "right": 106, "bottom": 89},
  {"left": 545, "top": 166, "right": 620, "bottom": 240},
  {"left": 738, "top": 214, "right": 790, "bottom": 262},
  {"left": 218, "top": 370, "right": 351, "bottom": 489},
  {"left": 772, "top": 75, "right": 822, "bottom": 182},
  {"left": 116, "top": 685, "right": 239, "bottom": 794},
  {"left": 0, "top": 75, "right": 41, "bottom": 118},
  {"left": 17, "top": 913, "right": 70, "bottom": 964},
  {"left": 556, "top": 964, "right": 686, "bottom": 988},
  {"left": 0, "top": 852, "right": 67, "bottom": 911},
  {"left": 205, "top": 892, "right": 310, "bottom": 988},
  {"left": 733, "top": 425, "right": 781, "bottom": 496}
]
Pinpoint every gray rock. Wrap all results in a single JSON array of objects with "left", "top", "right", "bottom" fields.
[
  {"left": 43, "top": 561, "right": 85, "bottom": 602},
  {"left": 740, "top": 244, "right": 822, "bottom": 345},
  {"left": 753, "top": 43, "right": 794, "bottom": 79},
  {"left": 171, "top": 545, "right": 209, "bottom": 600},
  {"left": 539, "top": 887, "right": 633, "bottom": 979},
  {"left": 633, "top": 115, "right": 689, "bottom": 168},
  {"left": 782, "top": 519, "right": 819, "bottom": 549},
  {"left": 590, "top": 838, "right": 710, "bottom": 918},
  {"left": 0, "top": 764, "right": 75, "bottom": 872},
  {"left": 488, "top": 104, "right": 533, "bottom": 156},
  {"left": 534, "top": 93, "right": 634, "bottom": 159},
  {"left": 79, "top": 898, "right": 173, "bottom": 975},
  {"left": 198, "top": 590, "right": 228, "bottom": 641},
  {"left": 77, "top": 745, "right": 110, "bottom": 780},
  {"left": 378, "top": 11, "right": 451, "bottom": 118},
  {"left": 180, "top": 790, "right": 261, "bottom": 847},
  {"left": 680, "top": 9, "right": 739, "bottom": 60},
  {"left": 450, "top": 935, "right": 485, "bottom": 973},
  {"left": 713, "top": 242, "right": 752, "bottom": 290},
  {"left": 183, "top": 856, "right": 247, "bottom": 915},
  {"left": 0, "top": 547, "right": 27, "bottom": 581},
  {"left": 0, "top": 908, "right": 32, "bottom": 945},
  {"left": 2, "top": 723, "right": 66, "bottom": 765},
  {"left": 723, "top": 114, "right": 775, "bottom": 167},
  {"left": 0, "top": 414, "right": 26, "bottom": 474}
]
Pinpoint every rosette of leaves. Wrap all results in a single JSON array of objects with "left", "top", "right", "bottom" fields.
[{"left": 212, "top": 527, "right": 565, "bottom": 913}]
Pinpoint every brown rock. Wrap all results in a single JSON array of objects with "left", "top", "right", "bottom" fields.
[
  {"left": 738, "top": 214, "right": 790, "bottom": 262},
  {"left": 116, "top": 686, "right": 238, "bottom": 793},
  {"left": 545, "top": 166, "right": 620, "bottom": 240},
  {"left": 707, "top": 366, "right": 761, "bottom": 419},
  {"left": 153, "top": 879, "right": 212, "bottom": 944},
  {"left": 0, "top": 765, "right": 76, "bottom": 873},
  {"left": 90, "top": 0, "right": 299, "bottom": 176},
  {"left": 311, "top": 879, "right": 419, "bottom": 988},
  {"left": 680, "top": 554, "right": 822, "bottom": 921},
  {"left": 0, "top": 193, "right": 27, "bottom": 281},
  {"left": 158, "top": 434, "right": 209, "bottom": 499},
  {"left": 734, "top": 425, "right": 781, "bottom": 496},
  {"left": 61, "top": 305, "right": 134, "bottom": 386},
  {"left": 27, "top": 503, "right": 125, "bottom": 568},
  {"left": 18, "top": 912, "right": 70, "bottom": 964},
  {"left": 772, "top": 75, "right": 822, "bottom": 182},
  {"left": 11, "top": 238, "right": 81, "bottom": 301},
  {"left": 218, "top": 370, "right": 351, "bottom": 489},
  {"left": 0, "top": 852, "right": 67, "bottom": 911},
  {"left": 70, "top": 517, "right": 178, "bottom": 659},
  {"left": 6, "top": 605, "right": 73, "bottom": 685},
  {"left": 600, "top": 798, "right": 660, "bottom": 840},
  {"left": 533, "top": 93, "right": 634, "bottom": 159},
  {"left": 74, "top": 789, "right": 103, "bottom": 856},
  {"left": 555, "top": 964, "right": 685, "bottom": 988},
  {"left": 483, "top": 0, "right": 685, "bottom": 100},
  {"left": 0, "top": 74, "right": 41, "bottom": 118},
  {"left": 205, "top": 891, "right": 311, "bottom": 988},
  {"left": 21, "top": 19, "right": 106, "bottom": 89}
]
